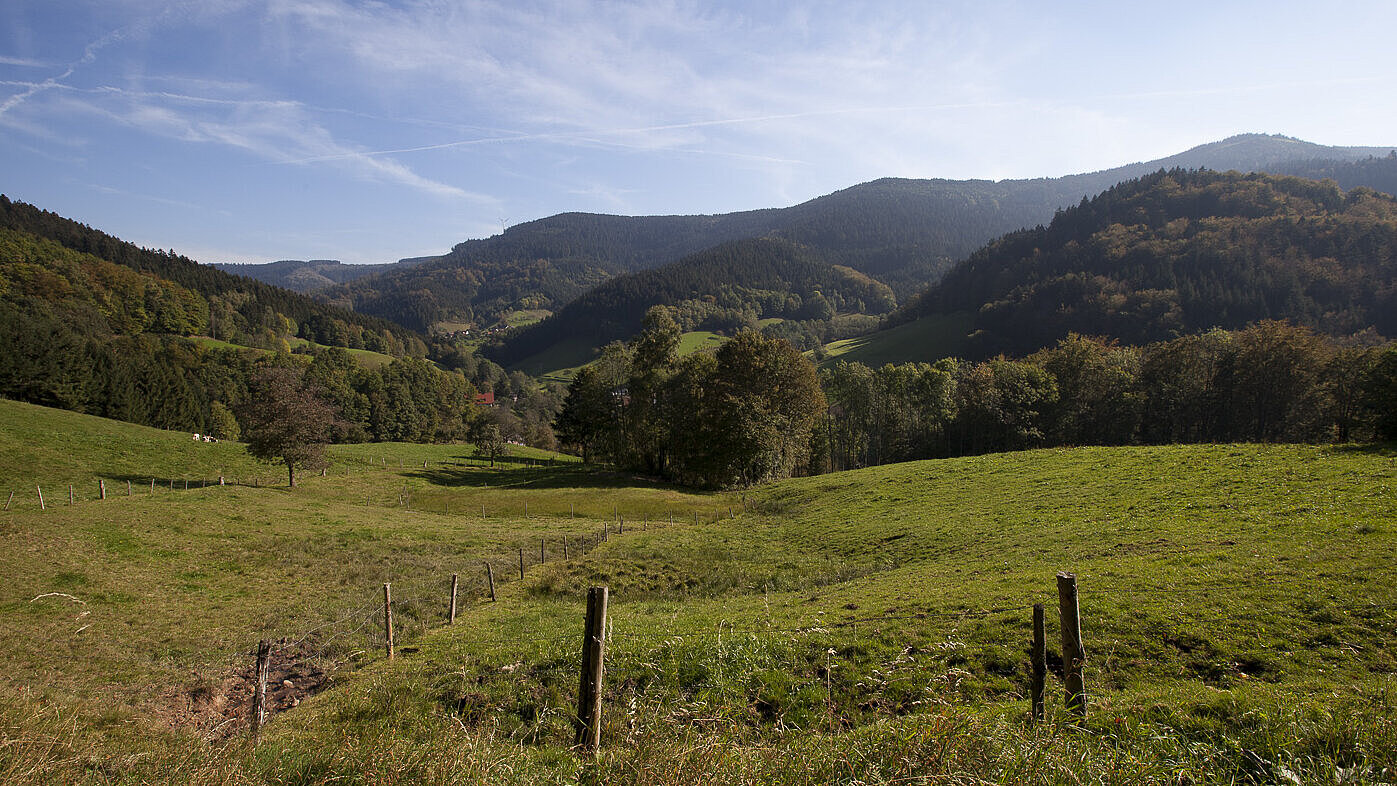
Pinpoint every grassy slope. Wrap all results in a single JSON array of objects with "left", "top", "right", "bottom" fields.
[
  {"left": 1, "top": 397, "right": 1395, "bottom": 783},
  {"left": 822, "top": 311, "right": 973, "bottom": 367},
  {"left": 186, "top": 336, "right": 400, "bottom": 371},
  {"left": 521, "top": 331, "right": 727, "bottom": 384}
]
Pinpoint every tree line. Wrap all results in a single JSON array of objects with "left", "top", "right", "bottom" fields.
[{"left": 821, "top": 323, "right": 1396, "bottom": 471}]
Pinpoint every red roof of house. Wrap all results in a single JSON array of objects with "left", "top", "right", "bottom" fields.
[{"left": 474, "top": 391, "right": 495, "bottom": 406}]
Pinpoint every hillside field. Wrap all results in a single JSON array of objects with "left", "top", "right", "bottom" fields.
[{"left": 0, "top": 397, "right": 1394, "bottom": 784}]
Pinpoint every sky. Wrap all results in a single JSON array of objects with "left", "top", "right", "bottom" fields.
[{"left": 2, "top": 1, "right": 1396, "bottom": 266}]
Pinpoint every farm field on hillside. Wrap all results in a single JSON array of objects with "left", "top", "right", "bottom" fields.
[{"left": 0, "top": 398, "right": 1394, "bottom": 784}]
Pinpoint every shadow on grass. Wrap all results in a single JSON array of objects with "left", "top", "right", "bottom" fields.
[
  {"left": 1328, "top": 442, "right": 1396, "bottom": 458},
  {"left": 407, "top": 461, "right": 705, "bottom": 493}
]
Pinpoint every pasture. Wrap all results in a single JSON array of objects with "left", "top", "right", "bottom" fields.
[{"left": 1, "top": 398, "right": 1394, "bottom": 784}]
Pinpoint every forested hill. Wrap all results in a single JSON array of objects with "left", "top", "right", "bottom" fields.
[
  {"left": 486, "top": 237, "right": 896, "bottom": 367},
  {"left": 889, "top": 170, "right": 1397, "bottom": 360},
  {"left": 0, "top": 195, "right": 423, "bottom": 352},
  {"left": 325, "top": 134, "right": 1394, "bottom": 334},
  {"left": 211, "top": 258, "right": 431, "bottom": 294},
  {"left": 0, "top": 197, "right": 486, "bottom": 445}
]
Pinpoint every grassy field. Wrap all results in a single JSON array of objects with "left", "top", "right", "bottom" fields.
[
  {"left": 821, "top": 311, "right": 974, "bottom": 368},
  {"left": 1, "top": 397, "right": 1395, "bottom": 784},
  {"left": 185, "top": 336, "right": 400, "bottom": 371},
  {"left": 525, "top": 331, "right": 729, "bottom": 384}
]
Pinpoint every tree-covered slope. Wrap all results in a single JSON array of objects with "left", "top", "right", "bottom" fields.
[
  {"left": 485, "top": 237, "right": 896, "bottom": 367},
  {"left": 333, "top": 135, "right": 1396, "bottom": 334},
  {"left": 0, "top": 195, "right": 423, "bottom": 352},
  {"left": 890, "top": 170, "right": 1397, "bottom": 360}
]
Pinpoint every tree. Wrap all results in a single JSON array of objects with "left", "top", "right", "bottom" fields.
[
  {"left": 207, "top": 400, "right": 240, "bottom": 441},
  {"left": 472, "top": 423, "right": 507, "bottom": 467},
  {"left": 236, "top": 366, "right": 339, "bottom": 487},
  {"left": 678, "top": 331, "right": 826, "bottom": 487},
  {"left": 1365, "top": 346, "right": 1397, "bottom": 440}
]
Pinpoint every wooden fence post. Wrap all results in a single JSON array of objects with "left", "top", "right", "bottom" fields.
[
  {"left": 250, "top": 640, "right": 271, "bottom": 741},
  {"left": 486, "top": 562, "right": 496, "bottom": 602},
  {"left": 126, "top": 480, "right": 131, "bottom": 496},
  {"left": 4, "top": 491, "right": 13, "bottom": 510},
  {"left": 574, "top": 586, "right": 609, "bottom": 755},
  {"left": 540, "top": 537, "right": 545, "bottom": 565},
  {"left": 1057, "top": 572, "right": 1085, "bottom": 719},
  {"left": 36, "top": 485, "right": 44, "bottom": 510},
  {"left": 449, "top": 573, "right": 459, "bottom": 624},
  {"left": 383, "top": 583, "right": 395, "bottom": 660},
  {"left": 99, "top": 480, "right": 106, "bottom": 500},
  {"left": 150, "top": 478, "right": 155, "bottom": 493},
  {"left": 519, "top": 548, "right": 525, "bottom": 580},
  {"left": 69, "top": 485, "right": 75, "bottom": 505},
  {"left": 563, "top": 537, "right": 569, "bottom": 560},
  {"left": 1031, "top": 603, "right": 1046, "bottom": 723},
  {"left": 618, "top": 516, "right": 623, "bottom": 535}
]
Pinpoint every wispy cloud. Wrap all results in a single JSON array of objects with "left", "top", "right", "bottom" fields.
[
  {"left": 0, "top": 55, "right": 49, "bottom": 68},
  {"left": 0, "top": 25, "right": 125, "bottom": 118},
  {"left": 31, "top": 80, "right": 486, "bottom": 201}
]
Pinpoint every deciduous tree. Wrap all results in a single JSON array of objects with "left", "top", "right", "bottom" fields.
[{"left": 237, "top": 366, "right": 339, "bottom": 487}]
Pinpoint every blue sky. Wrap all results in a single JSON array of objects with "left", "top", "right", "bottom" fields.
[{"left": 2, "top": 1, "right": 1395, "bottom": 265}]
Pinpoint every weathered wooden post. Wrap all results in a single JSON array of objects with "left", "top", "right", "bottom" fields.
[
  {"left": 574, "top": 586, "right": 609, "bottom": 755},
  {"left": 486, "top": 562, "right": 496, "bottom": 601},
  {"left": 1057, "top": 572, "right": 1085, "bottom": 719},
  {"left": 4, "top": 491, "right": 13, "bottom": 510},
  {"left": 126, "top": 480, "right": 131, "bottom": 496},
  {"left": 618, "top": 516, "right": 623, "bottom": 535},
  {"left": 150, "top": 478, "right": 155, "bottom": 493},
  {"left": 383, "top": 583, "right": 395, "bottom": 660},
  {"left": 1031, "top": 603, "right": 1046, "bottom": 723},
  {"left": 250, "top": 640, "right": 271, "bottom": 741},
  {"left": 540, "top": 537, "right": 546, "bottom": 565},
  {"left": 519, "top": 548, "right": 525, "bottom": 580},
  {"left": 36, "top": 485, "right": 44, "bottom": 510},
  {"left": 563, "top": 537, "right": 569, "bottom": 560},
  {"left": 449, "top": 573, "right": 459, "bottom": 624},
  {"left": 99, "top": 480, "right": 106, "bottom": 500}
]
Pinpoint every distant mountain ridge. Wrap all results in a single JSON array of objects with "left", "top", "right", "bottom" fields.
[
  {"left": 323, "top": 134, "right": 1396, "bottom": 335},
  {"left": 213, "top": 257, "right": 435, "bottom": 294}
]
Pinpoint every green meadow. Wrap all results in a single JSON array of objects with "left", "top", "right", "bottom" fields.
[{"left": 1, "top": 398, "right": 1394, "bottom": 784}]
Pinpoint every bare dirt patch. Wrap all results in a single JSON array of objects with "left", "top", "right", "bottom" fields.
[{"left": 159, "top": 638, "right": 335, "bottom": 740}]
